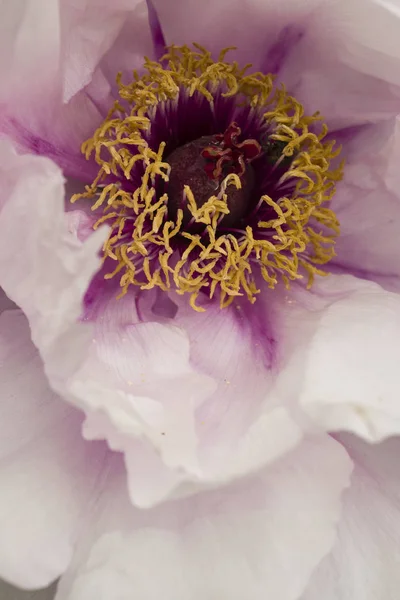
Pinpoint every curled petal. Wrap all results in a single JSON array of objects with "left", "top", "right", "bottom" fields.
[
  {"left": 332, "top": 118, "right": 400, "bottom": 281},
  {"left": 302, "top": 433, "right": 400, "bottom": 600},
  {"left": 0, "top": 0, "right": 153, "bottom": 177},
  {"left": 55, "top": 436, "right": 352, "bottom": 600},
  {"left": 0, "top": 309, "right": 108, "bottom": 589},
  {"left": 295, "top": 276, "right": 400, "bottom": 441}
]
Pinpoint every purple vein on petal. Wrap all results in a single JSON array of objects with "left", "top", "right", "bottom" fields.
[
  {"left": 262, "top": 25, "right": 304, "bottom": 75},
  {"left": 146, "top": 0, "right": 166, "bottom": 60}
]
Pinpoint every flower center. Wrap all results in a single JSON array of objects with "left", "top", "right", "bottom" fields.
[
  {"left": 166, "top": 124, "right": 260, "bottom": 228},
  {"left": 72, "top": 45, "right": 343, "bottom": 311}
]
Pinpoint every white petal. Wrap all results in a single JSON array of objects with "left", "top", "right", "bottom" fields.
[
  {"left": 0, "top": 309, "right": 108, "bottom": 589},
  {"left": 150, "top": 0, "right": 325, "bottom": 70},
  {"left": 56, "top": 436, "right": 352, "bottom": 600},
  {"left": 302, "top": 433, "right": 400, "bottom": 600},
  {"left": 278, "top": 0, "right": 400, "bottom": 128},
  {"left": 52, "top": 284, "right": 302, "bottom": 508},
  {"left": 59, "top": 0, "right": 148, "bottom": 103},
  {"left": 298, "top": 275, "right": 400, "bottom": 441},
  {"left": 320, "top": 0, "right": 400, "bottom": 87},
  {"left": 332, "top": 118, "right": 400, "bottom": 280},
  {"left": 0, "top": 139, "right": 302, "bottom": 505},
  {"left": 0, "top": 139, "right": 107, "bottom": 382},
  {"left": 75, "top": 294, "right": 216, "bottom": 507},
  {"left": 0, "top": 0, "right": 152, "bottom": 178},
  {"left": 0, "top": 0, "right": 150, "bottom": 104},
  {"left": 168, "top": 292, "right": 304, "bottom": 484},
  {"left": 0, "top": 0, "right": 60, "bottom": 105}
]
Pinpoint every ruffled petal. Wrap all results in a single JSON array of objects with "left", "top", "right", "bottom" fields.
[
  {"left": 0, "top": 0, "right": 152, "bottom": 179},
  {"left": 282, "top": 58, "right": 400, "bottom": 130},
  {"left": 315, "top": 0, "right": 400, "bottom": 88},
  {"left": 149, "top": 0, "right": 325, "bottom": 70},
  {"left": 296, "top": 275, "right": 400, "bottom": 441},
  {"left": 302, "top": 433, "right": 400, "bottom": 600},
  {"left": 55, "top": 435, "right": 352, "bottom": 600},
  {"left": 165, "top": 291, "right": 304, "bottom": 480},
  {"left": 0, "top": 139, "right": 108, "bottom": 384},
  {"left": 0, "top": 309, "right": 108, "bottom": 589},
  {"left": 261, "top": 0, "right": 400, "bottom": 128},
  {"left": 75, "top": 291, "right": 217, "bottom": 508},
  {"left": 63, "top": 284, "right": 303, "bottom": 508},
  {"left": 331, "top": 118, "right": 400, "bottom": 282}
]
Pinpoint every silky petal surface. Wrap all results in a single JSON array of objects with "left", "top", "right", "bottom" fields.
[
  {"left": 150, "top": 0, "right": 325, "bottom": 70},
  {"left": 332, "top": 118, "right": 400, "bottom": 282},
  {"left": 70, "top": 288, "right": 301, "bottom": 507},
  {"left": 297, "top": 276, "right": 400, "bottom": 441},
  {"left": 302, "top": 433, "right": 400, "bottom": 600},
  {"left": 279, "top": 0, "right": 400, "bottom": 128},
  {"left": 0, "top": 141, "right": 395, "bottom": 513},
  {"left": 0, "top": 0, "right": 152, "bottom": 178},
  {"left": 166, "top": 292, "right": 303, "bottom": 480},
  {"left": 0, "top": 309, "right": 108, "bottom": 589},
  {"left": 76, "top": 291, "right": 217, "bottom": 507},
  {"left": 0, "top": 139, "right": 107, "bottom": 383},
  {"left": 55, "top": 436, "right": 351, "bottom": 600}
]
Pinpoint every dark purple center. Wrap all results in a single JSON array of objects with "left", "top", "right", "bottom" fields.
[{"left": 166, "top": 123, "right": 261, "bottom": 228}]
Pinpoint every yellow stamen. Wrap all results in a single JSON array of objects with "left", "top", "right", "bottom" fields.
[{"left": 71, "top": 45, "right": 343, "bottom": 311}]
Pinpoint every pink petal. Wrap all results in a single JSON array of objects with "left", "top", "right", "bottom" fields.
[
  {"left": 66, "top": 209, "right": 98, "bottom": 242},
  {"left": 97, "top": 2, "right": 154, "bottom": 95},
  {"left": 169, "top": 291, "right": 303, "bottom": 481},
  {"left": 282, "top": 59, "right": 400, "bottom": 130},
  {"left": 59, "top": 0, "right": 149, "bottom": 103},
  {"left": 316, "top": 0, "right": 400, "bottom": 87},
  {"left": 302, "top": 433, "right": 400, "bottom": 600},
  {"left": 277, "top": 0, "right": 400, "bottom": 127},
  {"left": 332, "top": 118, "right": 400, "bottom": 280},
  {"left": 0, "top": 144, "right": 390, "bottom": 513},
  {"left": 55, "top": 435, "right": 352, "bottom": 600},
  {"left": 0, "top": 0, "right": 153, "bottom": 178},
  {"left": 0, "top": 309, "right": 108, "bottom": 589},
  {"left": 0, "top": 289, "right": 16, "bottom": 314},
  {"left": 149, "top": 0, "right": 324, "bottom": 70},
  {"left": 147, "top": 0, "right": 400, "bottom": 133},
  {"left": 297, "top": 275, "right": 400, "bottom": 441},
  {"left": 76, "top": 291, "right": 217, "bottom": 508},
  {"left": 0, "top": 139, "right": 107, "bottom": 381},
  {"left": 76, "top": 286, "right": 303, "bottom": 508}
]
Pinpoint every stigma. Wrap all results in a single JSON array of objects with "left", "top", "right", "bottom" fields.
[
  {"left": 167, "top": 124, "right": 259, "bottom": 228},
  {"left": 72, "top": 45, "right": 343, "bottom": 311}
]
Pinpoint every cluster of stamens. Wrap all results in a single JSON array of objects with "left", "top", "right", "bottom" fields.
[{"left": 72, "top": 44, "right": 343, "bottom": 311}]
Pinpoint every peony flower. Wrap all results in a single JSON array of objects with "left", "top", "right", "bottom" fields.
[{"left": 1, "top": 0, "right": 400, "bottom": 598}]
